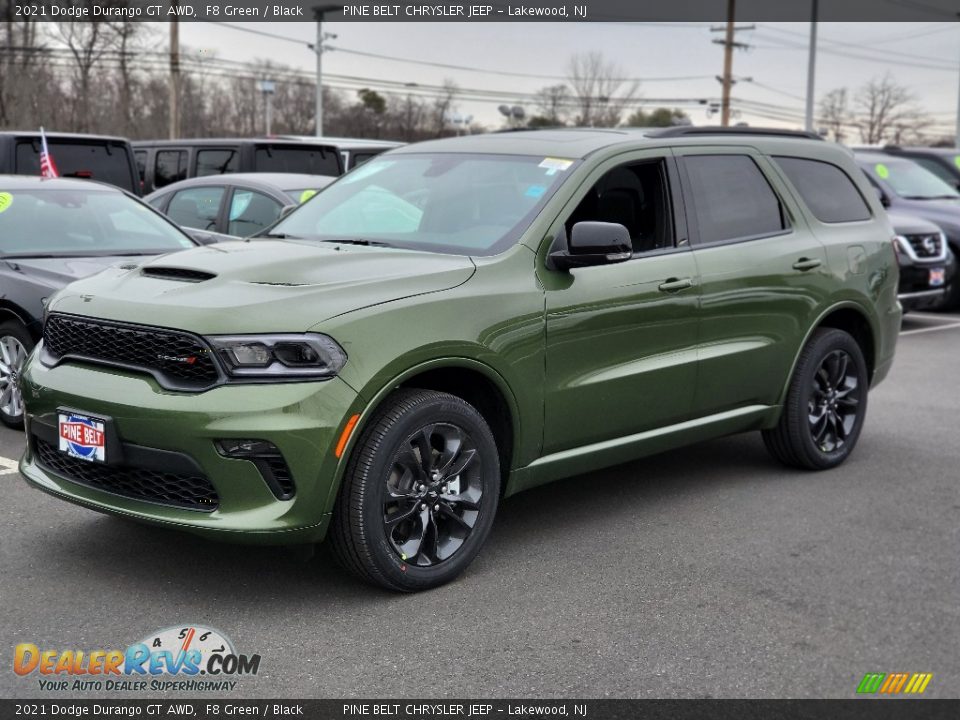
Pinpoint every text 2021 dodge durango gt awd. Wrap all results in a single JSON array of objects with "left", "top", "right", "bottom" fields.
[{"left": 20, "top": 128, "right": 900, "bottom": 591}]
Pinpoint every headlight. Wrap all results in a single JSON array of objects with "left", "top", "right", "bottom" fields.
[{"left": 207, "top": 334, "right": 346, "bottom": 379}]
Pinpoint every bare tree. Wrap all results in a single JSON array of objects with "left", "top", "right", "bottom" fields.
[
  {"left": 46, "top": 15, "right": 118, "bottom": 132},
  {"left": 567, "top": 52, "right": 638, "bottom": 127},
  {"left": 430, "top": 79, "right": 458, "bottom": 137},
  {"left": 818, "top": 88, "right": 849, "bottom": 143},
  {"left": 533, "top": 84, "right": 570, "bottom": 126},
  {"left": 853, "top": 74, "right": 925, "bottom": 145}
]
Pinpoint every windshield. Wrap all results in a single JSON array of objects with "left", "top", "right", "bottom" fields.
[
  {"left": 0, "top": 188, "right": 196, "bottom": 256},
  {"left": 863, "top": 157, "right": 960, "bottom": 200},
  {"left": 268, "top": 153, "right": 576, "bottom": 255}
]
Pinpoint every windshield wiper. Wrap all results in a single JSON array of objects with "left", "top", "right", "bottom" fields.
[
  {"left": 318, "top": 238, "right": 394, "bottom": 248},
  {"left": 902, "top": 194, "right": 960, "bottom": 200},
  {"left": 256, "top": 232, "right": 304, "bottom": 239}
]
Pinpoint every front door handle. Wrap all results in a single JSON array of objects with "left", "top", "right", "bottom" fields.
[
  {"left": 658, "top": 277, "right": 694, "bottom": 292},
  {"left": 792, "top": 257, "right": 823, "bottom": 271}
]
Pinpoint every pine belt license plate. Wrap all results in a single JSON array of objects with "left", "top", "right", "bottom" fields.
[
  {"left": 930, "top": 268, "right": 945, "bottom": 287},
  {"left": 58, "top": 412, "right": 106, "bottom": 463}
]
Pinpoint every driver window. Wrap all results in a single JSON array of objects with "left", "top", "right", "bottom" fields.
[{"left": 565, "top": 159, "right": 674, "bottom": 255}]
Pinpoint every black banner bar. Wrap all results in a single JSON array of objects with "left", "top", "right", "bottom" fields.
[
  {"left": 2, "top": 700, "right": 960, "bottom": 720},
  {"left": 8, "top": 0, "right": 960, "bottom": 23}
]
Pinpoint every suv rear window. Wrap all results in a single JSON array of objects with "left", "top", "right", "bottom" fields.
[
  {"left": 683, "top": 155, "right": 787, "bottom": 244},
  {"left": 774, "top": 156, "right": 871, "bottom": 223},
  {"left": 254, "top": 145, "right": 340, "bottom": 175},
  {"left": 15, "top": 140, "right": 136, "bottom": 193}
]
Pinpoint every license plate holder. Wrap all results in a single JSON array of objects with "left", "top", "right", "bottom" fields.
[
  {"left": 58, "top": 411, "right": 107, "bottom": 464},
  {"left": 930, "top": 267, "right": 946, "bottom": 287}
]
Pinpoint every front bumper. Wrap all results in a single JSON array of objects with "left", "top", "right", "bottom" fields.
[{"left": 19, "top": 354, "right": 359, "bottom": 544}]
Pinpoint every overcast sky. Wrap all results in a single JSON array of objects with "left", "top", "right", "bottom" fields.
[{"left": 168, "top": 21, "right": 960, "bottom": 137}]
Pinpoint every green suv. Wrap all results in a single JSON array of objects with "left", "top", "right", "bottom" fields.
[{"left": 19, "top": 128, "right": 900, "bottom": 591}]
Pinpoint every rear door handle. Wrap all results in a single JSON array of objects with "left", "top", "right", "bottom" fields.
[
  {"left": 658, "top": 277, "right": 694, "bottom": 292},
  {"left": 792, "top": 257, "right": 823, "bottom": 271}
]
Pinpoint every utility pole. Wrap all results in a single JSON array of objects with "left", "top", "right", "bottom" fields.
[
  {"left": 805, "top": 0, "right": 819, "bottom": 133},
  {"left": 259, "top": 80, "right": 276, "bottom": 136},
  {"left": 313, "top": 5, "right": 340, "bottom": 137},
  {"left": 169, "top": 3, "right": 180, "bottom": 139},
  {"left": 711, "top": 0, "right": 753, "bottom": 127}
]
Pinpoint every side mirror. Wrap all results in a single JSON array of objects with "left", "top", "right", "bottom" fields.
[
  {"left": 279, "top": 204, "right": 298, "bottom": 219},
  {"left": 873, "top": 186, "right": 891, "bottom": 208},
  {"left": 547, "top": 221, "right": 632, "bottom": 271},
  {"left": 185, "top": 229, "right": 218, "bottom": 245}
]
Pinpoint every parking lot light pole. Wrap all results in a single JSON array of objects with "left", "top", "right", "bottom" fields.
[
  {"left": 805, "top": 0, "right": 818, "bottom": 133},
  {"left": 259, "top": 80, "right": 276, "bottom": 136},
  {"left": 313, "top": 5, "right": 340, "bottom": 137}
]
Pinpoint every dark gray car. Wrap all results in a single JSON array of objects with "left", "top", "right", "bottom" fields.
[
  {"left": 0, "top": 176, "right": 199, "bottom": 426},
  {"left": 145, "top": 173, "right": 336, "bottom": 241},
  {"left": 855, "top": 150, "right": 960, "bottom": 309}
]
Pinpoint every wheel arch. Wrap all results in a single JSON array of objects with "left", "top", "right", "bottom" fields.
[
  {"left": 777, "top": 301, "right": 878, "bottom": 409},
  {"left": 0, "top": 301, "right": 38, "bottom": 340},
  {"left": 323, "top": 358, "right": 522, "bottom": 515}
]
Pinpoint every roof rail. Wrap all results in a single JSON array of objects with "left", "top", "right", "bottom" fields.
[{"left": 647, "top": 126, "right": 824, "bottom": 141}]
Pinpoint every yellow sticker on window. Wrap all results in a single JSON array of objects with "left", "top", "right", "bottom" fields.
[
  {"left": 875, "top": 163, "right": 890, "bottom": 179},
  {"left": 0, "top": 192, "right": 12, "bottom": 213},
  {"left": 299, "top": 189, "right": 318, "bottom": 204},
  {"left": 953, "top": 155, "right": 960, "bottom": 170}
]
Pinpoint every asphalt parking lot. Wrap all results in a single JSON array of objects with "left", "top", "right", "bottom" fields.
[{"left": 2, "top": 312, "right": 959, "bottom": 700}]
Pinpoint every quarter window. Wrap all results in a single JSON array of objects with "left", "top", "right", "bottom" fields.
[
  {"left": 683, "top": 155, "right": 787, "bottom": 244},
  {"left": 774, "top": 156, "right": 871, "bottom": 223}
]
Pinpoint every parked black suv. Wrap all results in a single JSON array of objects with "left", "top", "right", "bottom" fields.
[
  {"left": 0, "top": 132, "right": 140, "bottom": 195},
  {"left": 888, "top": 211, "right": 955, "bottom": 311},
  {"left": 133, "top": 138, "right": 344, "bottom": 194}
]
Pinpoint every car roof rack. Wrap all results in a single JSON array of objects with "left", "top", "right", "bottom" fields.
[{"left": 647, "top": 126, "right": 824, "bottom": 140}]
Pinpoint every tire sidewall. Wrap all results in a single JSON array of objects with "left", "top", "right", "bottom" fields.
[
  {"left": 0, "top": 320, "right": 34, "bottom": 428},
  {"left": 794, "top": 330, "right": 868, "bottom": 468},
  {"left": 355, "top": 396, "right": 500, "bottom": 590}
]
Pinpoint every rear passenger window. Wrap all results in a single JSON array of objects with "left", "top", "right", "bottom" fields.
[
  {"left": 683, "top": 155, "right": 786, "bottom": 244},
  {"left": 155, "top": 150, "right": 187, "bottom": 189},
  {"left": 197, "top": 149, "right": 239, "bottom": 177},
  {"left": 774, "top": 156, "right": 871, "bottom": 223}
]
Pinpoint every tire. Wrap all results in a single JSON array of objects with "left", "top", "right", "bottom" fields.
[
  {"left": 762, "top": 328, "right": 868, "bottom": 471},
  {"left": 0, "top": 320, "right": 34, "bottom": 429},
  {"left": 330, "top": 389, "right": 500, "bottom": 592}
]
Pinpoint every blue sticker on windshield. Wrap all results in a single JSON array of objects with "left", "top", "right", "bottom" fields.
[{"left": 525, "top": 185, "right": 547, "bottom": 199}]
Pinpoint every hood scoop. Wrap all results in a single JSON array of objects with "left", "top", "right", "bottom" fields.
[{"left": 141, "top": 267, "right": 217, "bottom": 283}]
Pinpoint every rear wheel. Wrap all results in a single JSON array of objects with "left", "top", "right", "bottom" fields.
[
  {"left": 763, "top": 328, "right": 868, "bottom": 470},
  {"left": 330, "top": 389, "right": 500, "bottom": 592},
  {"left": 0, "top": 320, "right": 33, "bottom": 428}
]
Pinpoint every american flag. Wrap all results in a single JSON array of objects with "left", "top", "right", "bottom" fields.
[{"left": 39, "top": 126, "right": 59, "bottom": 179}]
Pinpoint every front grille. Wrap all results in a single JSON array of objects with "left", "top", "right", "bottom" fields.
[
  {"left": 904, "top": 233, "right": 944, "bottom": 259},
  {"left": 141, "top": 267, "right": 217, "bottom": 282},
  {"left": 35, "top": 439, "right": 219, "bottom": 511},
  {"left": 43, "top": 314, "right": 220, "bottom": 390}
]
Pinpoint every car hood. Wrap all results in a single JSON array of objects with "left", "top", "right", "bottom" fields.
[
  {"left": 890, "top": 198, "right": 960, "bottom": 237},
  {"left": 886, "top": 211, "right": 941, "bottom": 236},
  {"left": 46, "top": 240, "right": 477, "bottom": 334},
  {"left": 1, "top": 255, "right": 138, "bottom": 289}
]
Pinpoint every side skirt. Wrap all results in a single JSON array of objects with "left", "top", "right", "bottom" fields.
[{"left": 504, "top": 404, "right": 780, "bottom": 497}]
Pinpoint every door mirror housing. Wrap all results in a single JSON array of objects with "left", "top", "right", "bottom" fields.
[
  {"left": 279, "top": 203, "right": 298, "bottom": 219},
  {"left": 547, "top": 221, "right": 632, "bottom": 271},
  {"left": 873, "top": 186, "right": 891, "bottom": 208}
]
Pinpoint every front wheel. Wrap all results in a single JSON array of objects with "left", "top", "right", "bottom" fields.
[
  {"left": 330, "top": 389, "right": 500, "bottom": 592},
  {"left": 0, "top": 320, "right": 34, "bottom": 428},
  {"left": 763, "top": 328, "right": 868, "bottom": 470}
]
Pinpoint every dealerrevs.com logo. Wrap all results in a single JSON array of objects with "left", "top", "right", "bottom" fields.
[{"left": 13, "top": 625, "right": 261, "bottom": 693}]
